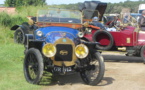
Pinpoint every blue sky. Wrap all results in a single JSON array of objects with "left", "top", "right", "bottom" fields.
[{"left": 0, "top": 0, "right": 139, "bottom": 5}]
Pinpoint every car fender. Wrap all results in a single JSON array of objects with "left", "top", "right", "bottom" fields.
[
  {"left": 11, "top": 24, "right": 29, "bottom": 34},
  {"left": 11, "top": 25, "right": 20, "bottom": 31},
  {"left": 11, "top": 22, "right": 30, "bottom": 33}
]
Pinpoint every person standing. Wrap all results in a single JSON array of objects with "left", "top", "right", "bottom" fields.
[{"left": 138, "top": 10, "right": 145, "bottom": 31}]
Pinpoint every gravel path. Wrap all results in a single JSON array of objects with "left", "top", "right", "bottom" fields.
[{"left": 42, "top": 52, "right": 145, "bottom": 90}]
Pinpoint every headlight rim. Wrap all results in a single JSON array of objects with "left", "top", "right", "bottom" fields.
[
  {"left": 78, "top": 32, "right": 84, "bottom": 38},
  {"left": 75, "top": 44, "right": 89, "bottom": 59},
  {"left": 42, "top": 43, "right": 56, "bottom": 57},
  {"left": 36, "top": 31, "right": 43, "bottom": 37}
]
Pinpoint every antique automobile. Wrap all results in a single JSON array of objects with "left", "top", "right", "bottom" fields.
[
  {"left": 78, "top": 1, "right": 145, "bottom": 64},
  {"left": 10, "top": 9, "right": 105, "bottom": 85}
]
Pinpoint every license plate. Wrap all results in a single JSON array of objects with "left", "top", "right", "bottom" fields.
[{"left": 54, "top": 67, "right": 72, "bottom": 72}]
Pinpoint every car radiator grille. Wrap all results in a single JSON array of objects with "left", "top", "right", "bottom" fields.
[{"left": 55, "top": 44, "right": 73, "bottom": 61}]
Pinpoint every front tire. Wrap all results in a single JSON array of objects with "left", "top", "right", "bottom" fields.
[
  {"left": 80, "top": 52, "right": 105, "bottom": 85},
  {"left": 24, "top": 48, "right": 44, "bottom": 84}
]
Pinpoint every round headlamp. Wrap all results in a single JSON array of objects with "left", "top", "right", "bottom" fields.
[
  {"left": 78, "top": 32, "right": 84, "bottom": 38},
  {"left": 75, "top": 44, "right": 89, "bottom": 59},
  {"left": 36, "top": 31, "right": 43, "bottom": 37},
  {"left": 86, "top": 28, "right": 92, "bottom": 33},
  {"left": 42, "top": 43, "right": 56, "bottom": 57}
]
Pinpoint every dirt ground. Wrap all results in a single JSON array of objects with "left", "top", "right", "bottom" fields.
[{"left": 42, "top": 51, "right": 145, "bottom": 90}]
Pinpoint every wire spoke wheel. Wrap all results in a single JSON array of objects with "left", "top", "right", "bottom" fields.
[
  {"left": 14, "top": 29, "right": 25, "bottom": 44},
  {"left": 80, "top": 52, "right": 105, "bottom": 86},
  {"left": 24, "top": 48, "right": 44, "bottom": 84},
  {"left": 27, "top": 54, "right": 38, "bottom": 80}
]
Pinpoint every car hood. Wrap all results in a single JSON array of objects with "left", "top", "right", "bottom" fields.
[{"left": 35, "top": 26, "right": 79, "bottom": 43}]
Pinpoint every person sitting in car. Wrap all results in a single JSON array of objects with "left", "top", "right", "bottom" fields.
[
  {"left": 92, "top": 16, "right": 106, "bottom": 30},
  {"left": 92, "top": 16, "right": 117, "bottom": 31}
]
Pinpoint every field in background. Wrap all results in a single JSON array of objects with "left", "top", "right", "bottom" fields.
[
  {"left": 0, "top": 6, "right": 49, "bottom": 27},
  {"left": 0, "top": 6, "right": 50, "bottom": 90}
]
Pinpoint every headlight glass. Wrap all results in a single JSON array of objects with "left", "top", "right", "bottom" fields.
[
  {"left": 75, "top": 44, "right": 89, "bottom": 58},
  {"left": 36, "top": 31, "right": 43, "bottom": 36},
  {"left": 78, "top": 32, "right": 84, "bottom": 38},
  {"left": 42, "top": 43, "right": 56, "bottom": 57}
]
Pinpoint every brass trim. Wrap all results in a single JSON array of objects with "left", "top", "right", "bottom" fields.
[
  {"left": 126, "top": 38, "right": 131, "bottom": 43},
  {"left": 51, "top": 38, "right": 77, "bottom": 66}
]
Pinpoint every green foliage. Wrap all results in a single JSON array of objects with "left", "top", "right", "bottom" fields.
[
  {"left": 48, "top": 3, "right": 79, "bottom": 10},
  {"left": 0, "top": 12, "right": 27, "bottom": 27},
  {"left": 16, "top": 5, "right": 49, "bottom": 16},
  {"left": 0, "top": 5, "right": 49, "bottom": 28},
  {"left": 0, "top": 26, "right": 14, "bottom": 44},
  {"left": 99, "top": 0, "right": 145, "bottom": 13},
  {"left": 48, "top": 0, "right": 145, "bottom": 14},
  {"left": 4, "top": 0, "right": 46, "bottom": 7}
]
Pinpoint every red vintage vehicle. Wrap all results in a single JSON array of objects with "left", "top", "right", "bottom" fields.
[{"left": 80, "top": 1, "right": 145, "bottom": 64}]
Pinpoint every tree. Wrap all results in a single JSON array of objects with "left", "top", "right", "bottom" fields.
[{"left": 4, "top": 0, "right": 46, "bottom": 7}]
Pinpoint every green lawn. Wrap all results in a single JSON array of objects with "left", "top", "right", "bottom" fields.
[
  {"left": 0, "top": 6, "right": 52, "bottom": 89},
  {"left": 0, "top": 25, "right": 52, "bottom": 90},
  {"left": 0, "top": 43, "right": 41, "bottom": 90}
]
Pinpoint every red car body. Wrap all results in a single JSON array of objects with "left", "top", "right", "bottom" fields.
[
  {"left": 83, "top": 25, "right": 145, "bottom": 63},
  {"left": 84, "top": 26, "right": 145, "bottom": 47}
]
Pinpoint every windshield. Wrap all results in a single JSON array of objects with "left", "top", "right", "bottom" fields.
[
  {"left": 83, "top": 9, "right": 99, "bottom": 19},
  {"left": 37, "top": 9, "right": 82, "bottom": 24}
]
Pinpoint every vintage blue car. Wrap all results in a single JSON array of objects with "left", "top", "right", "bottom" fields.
[{"left": 11, "top": 9, "right": 105, "bottom": 85}]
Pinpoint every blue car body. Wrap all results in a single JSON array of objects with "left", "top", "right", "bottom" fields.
[{"left": 35, "top": 26, "right": 79, "bottom": 44}]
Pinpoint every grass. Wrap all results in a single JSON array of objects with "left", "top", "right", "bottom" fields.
[
  {"left": 0, "top": 26, "right": 52, "bottom": 89},
  {"left": 0, "top": 20, "right": 52, "bottom": 90},
  {"left": 0, "top": 5, "right": 54, "bottom": 90},
  {"left": 0, "top": 35, "right": 52, "bottom": 90},
  {"left": 0, "top": 43, "right": 42, "bottom": 90}
]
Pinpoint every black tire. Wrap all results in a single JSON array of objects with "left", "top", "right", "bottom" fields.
[
  {"left": 14, "top": 29, "right": 25, "bottom": 44},
  {"left": 93, "top": 30, "right": 114, "bottom": 50},
  {"left": 140, "top": 46, "right": 145, "bottom": 64},
  {"left": 80, "top": 52, "right": 105, "bottom": 86},
  {"left": 24, "top": 48, "right": 44, "bottom": 84}
]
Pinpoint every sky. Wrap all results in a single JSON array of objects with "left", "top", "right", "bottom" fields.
[{"left": 0, "top": 0, "right": 140, "bottom": 5}]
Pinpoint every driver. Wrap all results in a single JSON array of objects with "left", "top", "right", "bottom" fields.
[{"left": 92, "top": 16, "right": 106, "bottom": 30}]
